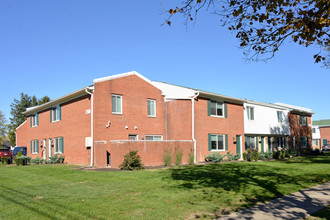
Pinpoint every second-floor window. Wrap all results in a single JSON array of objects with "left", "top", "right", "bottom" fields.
[
  {"left": 277, "top": 111, "right": 283, "bottom": 123},
  {"left": 299, "top": 115, "right": 307, "bottom": 126},
  {"left": 50, "top": 105, "right": 61, "bottom": 122},
  {"left": 31, "top": 113, "right": 39, "bottom": 127},
  {"left": 247, "top": 106, "right": 254, "bottom": 120},
  {"left": 312, "top": 128, "right": 316, "bottom": 133},
  {"left": 147, "top": 99, "right": 156, "bottom": 117},
  {"left": 210, "top": 101, "right": 223, "bottom": 117},
  {"left": 112, "top": 94, "right": 122, "bottom": 114}
]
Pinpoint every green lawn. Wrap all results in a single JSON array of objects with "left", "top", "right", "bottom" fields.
[{"left": 0, "top": 156, "right": 330, "bottom": 220}]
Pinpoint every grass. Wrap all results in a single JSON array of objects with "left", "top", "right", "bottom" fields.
[
  {"left": 307, "top": 206, "right": 330, "bottom": 220},
  {"left": 0, "top": 156, "right": 330, "bottom": 220}
]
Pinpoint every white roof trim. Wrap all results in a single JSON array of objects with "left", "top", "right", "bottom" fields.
[
  {"left": 198, "top": 91, "right": 245, "bottom": 103},
  {"left": 93, "top": 71, "right": 152, "bottom": 84},
  {"left": 274, "top": 102, "right": 313, "bottom": 114},
  {"left": 246, "top": 100, "right": 289, "bottom": 110},
  {"left": 15, "top": 120, "right": 27, "bottom": 131}
]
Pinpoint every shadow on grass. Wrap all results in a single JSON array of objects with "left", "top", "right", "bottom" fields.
[
  {"left": 284, "top": 156, "right": 330, "bottom": 164},
  {"left": 168, "top": 161, "right": 330, "bottom": 209}
]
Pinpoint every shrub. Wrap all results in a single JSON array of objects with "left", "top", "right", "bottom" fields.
[
  {"left": 205, "top": 152, "right": 224, "bottom": 163},
  {"left": 225, "top": 152, "right": 235, "bottom": 161},
  {"left": 287, "top": 149, "right": 298, "bottom": 157},
  {"left": 233, "top": 154, "right": 241, "bottom": 160},
  {"left": 243, "top": 152, "right": 248, "bottom": 161},
  {"left": 164, "top": 149, "right": 172, "bottom": 166},
  {"left": 259, "top": 152, "right": 266, "bottom": 160},
  {"left": 245, "top": 149, "right": 259, "bottom": 161},
  {"left": 47, "top": 154, "right": 65, "bottom": 164},
  {"left": 119, "top": 151, "right": 144, "bottom": 170},
  {"left": 265, "top": 152, "right": 273, "bottom": 159},
  {"left": 31, "top": 157, "right": 44, "bottom": 164},
  {"left": 188, "top": 149, "right": 194, "bottom": 165},
  {"left": 1, "top": 157, "right": 9, "bottom": 164},
  {"left": 174, "top": 147, "right": 183, "bottom": 166}
]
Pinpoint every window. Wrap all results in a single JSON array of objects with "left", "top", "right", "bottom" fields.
[
  {"left": 145, "top": 135, "right": 163, "bottom": 141},
  {"left": 210, "top": 134, "right": 225, "bottom": 151},
  {"left": 277, "top": 111, "right": 283, "bottom": 123},
  {"left": 245, "top": 136, "right": 256, "bottom": 149},
  {"left": 31, "top": 113, "right": 38, "bottom": 127},
  {"left": 247, "top": 107, "right": 254, "bottom": 120},
  {"left": 299, "top": 115, "right": 307, "bottom": 126},
  {"left": 312, "top": 139, "right": 318, "bottom": 146},
  {"left": 54, "top": 137, "right": 63, "bottom": 154},
  {"left": 147, "top": 99, "right": 156, "bottom": 117},
  {"left": 300, "top": 136, "right": 307, "bottom": 148},
  {"left": 112, "top": 94, "right": 122, "bottom": 114},
  {"left": 312, "top": 128, "right": 316, "bottom": 133},
  {"left": 128, "top": 134, "right": 138, "bottom": 140},
  {"left": 51, "top": 105, "right": 61, "bottom": 122},
  {"left": 31, "top": 140, "right": 39, "bottom": 154},
  {"left": 210, "top": 101, "right": 223, "bottom": 117}
]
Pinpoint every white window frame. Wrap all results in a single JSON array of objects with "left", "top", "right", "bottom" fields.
[
  {"left": 312, "top": 128, "right": 316, "bottom": 133},
  {"left": 128, "top": 134, "right": 138, "bottom": 141},
  {"left": 147, "top": 99, "right": 156, "bottom": 117},
  {"left": 312, "top": 139, "right": 318, "bottom": 146},
  {"left": 145, "top": 135, "right": 163, "bottom": 141},
  {"left": 210, "top": 134, "right": 225, "bottom": 151},
  {"left": 32, "top": 140, "right": 38, "bottom": 154},
  {"left": 52, "top": 106, "right": 60, "bottom": 122},
  {"left": 112, "top": 94, "right": 122, "bottom": 114},
  {"left": 247, "top": 106, "right": 254, "bottom": 120},
  {"left": 210, "top": 101, "right": 224, "bottom": 117},
  {"left": 54, "top": 137, "right": 63, "bottom": 154},
  {"left": 300, "top": 136, "right": 307, "bottom": 148},
  {"left": 277, "top": 111, "right": 283, "bottom": 123},
  {"left": 31, "top": 114, "right": 38, "bottom": 127}
]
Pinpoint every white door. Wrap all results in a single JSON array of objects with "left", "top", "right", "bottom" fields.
[
  {"left": 43, "top": 139, "right": 47, "bottom": 160},
  {"left": 48, "top": 139, "right": 52, "bottom": 158}
]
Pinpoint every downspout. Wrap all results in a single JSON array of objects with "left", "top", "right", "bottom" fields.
[
  {"left": 85, "top": 87, "right": 94, "bottom": 166},
  {"left": 191, "top": 91, "right": 199, "bottom": 163}
]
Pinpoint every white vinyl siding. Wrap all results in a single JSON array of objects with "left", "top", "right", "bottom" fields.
[
  {"left": 147, "top": 99, "right": 156, "bottom": 117},
  {"left": 112, "top": 94, "right": 122, "bottom": 114}
]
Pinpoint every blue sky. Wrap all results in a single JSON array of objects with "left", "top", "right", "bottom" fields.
[{"left": 0, "top": 0, "right": 329, "bottom": 123}]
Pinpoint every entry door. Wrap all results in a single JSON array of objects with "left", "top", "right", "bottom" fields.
[
  {"left": 43, "top": 139, "right": 47, "bottom": 160},
  {"left": 323, "top": 139, "right": 328, "bottom": 147},
  {"left": 48, "top": 139, "right": 52, "bottom": 158},
  {"left": 236, "top": 135, "right": 242, "bottom": 159}
]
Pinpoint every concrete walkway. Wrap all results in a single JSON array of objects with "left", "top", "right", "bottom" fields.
[{"left": 218, "top": 182, "right": 330, "bottom": 220}]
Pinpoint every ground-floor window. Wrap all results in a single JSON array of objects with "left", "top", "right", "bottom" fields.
[
  {"left": 31, "top": 140, "right": 39, "bottom": 154},
  {"left": 312, "top": 139, "right": 318, "bottom": 146},
  {"left": 210, "top": 134, "right": 225, "bottom": 151},
  {"left": 145, "top": 135, "right": 163, "bottom": 141},
  {"left": 54, "top": 137, "right": 64, "bottom": 154},
  {"left": 245, "top": 136, "right": 256, "bottom": 149},
  {"left": 300, "top": 136, "right": 308, "bottom": 148}
]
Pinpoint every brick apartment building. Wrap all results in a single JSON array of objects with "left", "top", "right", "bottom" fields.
[
  {"left": 312, "top": 119, "right": 330, "bottom": 149},
  {"left": 16, "top": 71, "right": 313, "bottom": 168}
]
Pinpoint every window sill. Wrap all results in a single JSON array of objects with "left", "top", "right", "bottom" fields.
[
  {"left": 210, "top": 149, "right": 225, "bottom": 152},
  {"left": 51, "top": 120, "right": 60, "bottom": 123},
  {"left": 147, "top": 115, "right": 156, "bottom": 118},
  {"left": 112, "top": 112, "right": 122, "bottom": 115},
  {"left": 210, "top": 115, "right": 224, "bottom": 118}
]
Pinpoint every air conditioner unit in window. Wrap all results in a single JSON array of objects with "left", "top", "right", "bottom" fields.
[{"left": 85, "top": 137, "right": 92, "bottom": 147}]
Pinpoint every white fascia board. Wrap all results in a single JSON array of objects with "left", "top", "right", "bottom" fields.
[
  {"left": 246, "top": 100, "right": 288, "bottom": 110},
  {"left": 151, "top": 81, "right": 197, "bottom": 100},
  {"left": 274, "top": 102, "right": 313, "bottom": 114},
  {"left": 15, "top": 120, "right": 27, "bottom": 131},
  {"left": 23, "top": 87, "right": 90, "bottom": 115},
  {"left": 93, "top": 71, "right": 152, "bottom": 84},
  {"left": 198, "top": 91, "right": 245, "bottom": 104}
]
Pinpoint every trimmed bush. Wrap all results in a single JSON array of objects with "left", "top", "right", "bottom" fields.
[
  {"left": 243, "top": 152, "right": 248, "bottom": 161},
  {"left": 120, "top": 151, "right": 144, "bottom": 171},
  {"left": 233, "top": 154, "right": 241, "bottom": 160},
  {"left": 164, "top": 149, "right": 172, "bottom": 166},
  {"left": 225, "top": 152, "right": 235, "bottom": 161},
  {"left": 31, "top": 157, "right": 44, "bottom": 164},
  {"left": 205, "top": 152, "right": 224, "bottom": 163}
]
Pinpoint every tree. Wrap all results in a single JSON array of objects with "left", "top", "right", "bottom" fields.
[
  {"left": 166, "top": 0, "right": 330, "bottom": 65},
  {"left": 0, "top": 111, "right": 7, "bottom": 144},
  {"left": 8, "top": 93, "right": 51, "bottom": 145}
]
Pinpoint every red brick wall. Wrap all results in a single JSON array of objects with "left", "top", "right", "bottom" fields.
[
  {"left": 16, "top": 95, "right": 92, "bottom": 165},
  {"left": 320, "top": 127, "right": 330, "bottom": 146},
  {"left": 166, "top": 100, "right": 192, "bottom": 140},
  {"left": 194, "top": 97, "right": 245, "bottom": 162},
  {"left": 289, "top": 113, "right": 312, "bottom": 150},
  {"left": 95, "top": 140, "right": 194, "bottom": 168},
  {"left": 93, "top": 75, "right": 166, "bottom": 143}
]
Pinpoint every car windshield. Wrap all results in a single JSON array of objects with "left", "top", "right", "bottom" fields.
[{"left": 0, "top": 148, "right": 10, "bottom": 151}]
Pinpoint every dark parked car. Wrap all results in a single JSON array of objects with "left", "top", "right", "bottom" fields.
[
  {"left": 11, "top": 146, "right": 27, "bottom": 156},
  {"left": 0, "top": 147, "right": 13, "bottom": 164}
]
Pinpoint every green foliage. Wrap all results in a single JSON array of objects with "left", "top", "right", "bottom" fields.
[
  {"left": 205, "top": 152, "right": 224, "bottom": 163},
  {"left": 164, "top": 149, "right": 172, "bottom": 166},
  {"left": 243, "top": 152, "right": 247, "bottom": 161},
  {"left": 188, "top": 149, "right": 194, "bottom": 165},
  {"left": 8, "top": 93, "right": 51, "bottom": 145},
  {"left": 47, "top": 154, "right": 65, "bottom": 164},
  {"left": 31, "top": 157, "right": 44, "bottom": 164},
  {"left": 233, "top": 154, "right": 241, "bottom": 160},
  {"left": 259, "top": 152, "right": 273, "bottom": 160},
  {"left": 174, "top": 147, "right": 183, "bottom": 166},
  {"left": 1, "top": 157, "right": 9, "bottom": 164},
  {"left": 119, "top": 151, "right": 144, "bottom": 171},
  {"left": 0, "top": 110, "right": 7, "bottom": 142},
  {"left": 245, "top": 149, "right": 259, "bottom": 161},
  {"left": 273, "top": 150, "right": 288, "bottom": 160},
  {"left": 225, "top": 152, "right": 235, "bottom": 161}
]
